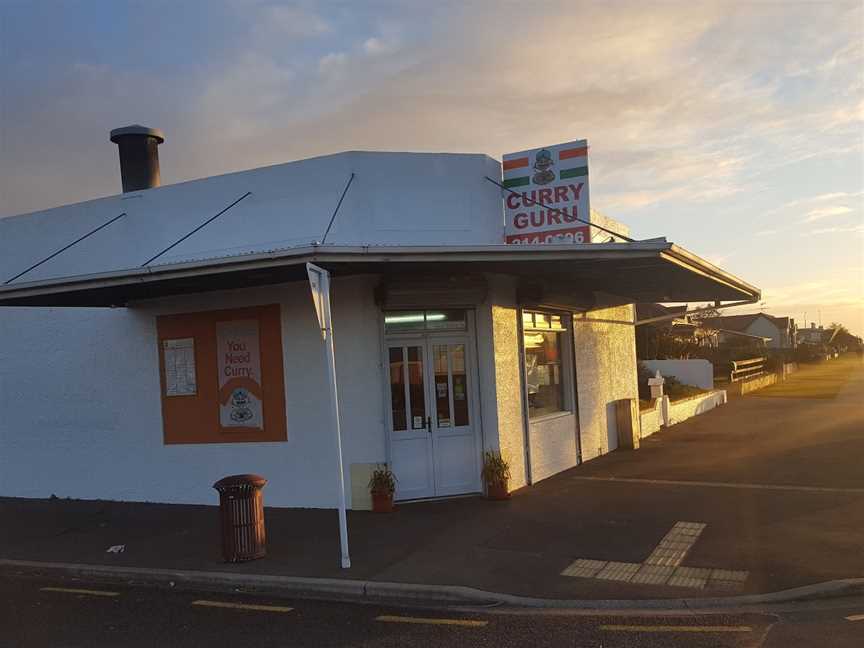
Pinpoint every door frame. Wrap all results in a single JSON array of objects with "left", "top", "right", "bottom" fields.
[{"left": 380, "top": 309, "right": 483, "bottom": 500}]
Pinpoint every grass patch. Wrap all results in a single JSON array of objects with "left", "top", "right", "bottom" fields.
[{"left": 754, "top": 356, "right": 859, "bottom": 399}]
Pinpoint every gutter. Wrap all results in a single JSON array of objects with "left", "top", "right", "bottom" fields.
[
  {"left": 661, "top": 245, "right": 761, "bottom": 302},
  {"left": 0, "top": 242, "right": 671, "bottom": 301},
  {"left": 0, "top": 240, "right": 760, "bottom": 305}
]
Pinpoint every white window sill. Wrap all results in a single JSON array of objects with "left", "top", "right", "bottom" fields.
[{"left": 528, "top": 410, "right": 574, "bottom": 424}]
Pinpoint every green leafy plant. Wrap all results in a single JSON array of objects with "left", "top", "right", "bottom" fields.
[
  {"left": 481, "top": 450, "right": 511, "bottom": 487},
  {"left": 368, "top": 465, "right": 396, "bottom": 494},
  {"left": 664, "top": 377, "right": 707, "bottom": 401}
]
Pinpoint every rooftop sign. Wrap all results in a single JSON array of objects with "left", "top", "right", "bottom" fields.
[{"left": 502, "top": 140, "right": 590, "bottom": 244}]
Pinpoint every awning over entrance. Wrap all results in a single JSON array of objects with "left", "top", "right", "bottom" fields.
[{"left": 0, "top": 239, "right": 760, "bottom": 308}]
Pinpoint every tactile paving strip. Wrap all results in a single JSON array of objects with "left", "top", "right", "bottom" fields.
[
  {"left": 667, "top": 566, "right": 712, "bottom": 588},
  {"left": 560, "top": 522, "right": 749, "bottom": 590},
  {"left": 595, "top": 561, "right": 641, "bottom": 582},
  {"left": 560, "top": 559, "right": 608, "bottom": 578}
]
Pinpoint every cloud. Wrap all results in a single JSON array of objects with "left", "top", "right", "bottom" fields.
[
  {"left": 803, "top": 206, "right": 854, "bottom": 222},
  {"left": 782, "top": 191, "right": 864, "bottom": 209},
  {"left": 1, "top": 0, "right": 863, "bottom": 223},
  {"left": 255, "top": 5, "right": 330, "bottom": 39},
  {"left": 811, "top": 224, "right": 864, "bottom": 235},
  {"left": 363, "top": 34, "right": 400, "bottom": 56},
  {"left": 318, "top": 52, "right": 348, "bottom": 80}
]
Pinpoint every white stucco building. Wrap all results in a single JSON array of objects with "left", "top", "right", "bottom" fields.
[{"left": 0, "top": 129, "right": 760, "bottom": 508}]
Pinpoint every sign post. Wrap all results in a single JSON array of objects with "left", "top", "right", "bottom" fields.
[{"left": 306, "top": 262, "right": 351, "bottom": 569}]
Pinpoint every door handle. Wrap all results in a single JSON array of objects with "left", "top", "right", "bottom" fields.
[{"left": 426, "top": 416, "right": 432, "bottom": 434}]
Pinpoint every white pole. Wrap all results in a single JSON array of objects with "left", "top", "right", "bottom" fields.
[{"left": 320, "top": 270, "right": 351, "bottom": 569}]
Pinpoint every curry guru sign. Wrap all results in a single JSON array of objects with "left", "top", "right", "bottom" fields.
[{"left": 502, "top": 140, "right": 590, "bottom": 244}]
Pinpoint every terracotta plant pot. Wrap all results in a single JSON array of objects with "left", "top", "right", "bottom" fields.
[
  {"left": 371, "top": 489, "right": 395, "bottom": 513},
  {"left": 486, "top": 481, "right": 510, "bottom": 501}
]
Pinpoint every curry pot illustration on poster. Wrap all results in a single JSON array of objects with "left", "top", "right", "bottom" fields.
[{"left": 217, "top": 319, "right": 264, "bottom": 429}]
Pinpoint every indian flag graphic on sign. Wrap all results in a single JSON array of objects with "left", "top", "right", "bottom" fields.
[{"left": 502, "top": 140, "right": 590, "bottom": 244}]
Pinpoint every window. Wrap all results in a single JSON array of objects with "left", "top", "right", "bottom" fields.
[
  {"left": 522, "top": 310, "right": 568, "bottom": 419},
  {"left": 384, "top": 310, "right": 466, "bottom": 333}
]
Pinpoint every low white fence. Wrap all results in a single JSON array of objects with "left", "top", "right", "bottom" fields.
[
  {"left": 640, "top": 390, "right": 727, "bottom": 438},
  {"left": 642, "top": 359, "right": 714, "bottom": 390}
]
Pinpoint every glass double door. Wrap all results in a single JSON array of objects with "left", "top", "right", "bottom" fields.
[{"left": 386, "top": 337, "right": 479, "bottom": 500}]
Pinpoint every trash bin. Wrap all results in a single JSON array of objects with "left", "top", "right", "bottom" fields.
[{"left": 213, "top": 474, "right": 267, "bottom": 563}]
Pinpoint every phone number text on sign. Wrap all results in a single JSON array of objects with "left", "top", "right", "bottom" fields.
[{"left": 506, "top": 226, "right": 588, "bottom": 245}]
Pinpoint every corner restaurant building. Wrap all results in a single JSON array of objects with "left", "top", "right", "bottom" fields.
[{"left": 0, "top": 145, "right": 759, "bottom": 509}]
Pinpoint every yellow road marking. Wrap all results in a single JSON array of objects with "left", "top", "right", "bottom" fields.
[
  {"left": 375, "top": 615, "right": 487, "bottom": 628},
  {"left": 845, "top": 614, "right": 864, "bottom": 622},
  {"left": 192, "top": 600, "right": 293, "bottom": 613},
  {"left": 601, "top": 625, "right": 752, "bottom": 633},
  {"left": 40, "top": 587, "right": 119, "bottom": 597}
]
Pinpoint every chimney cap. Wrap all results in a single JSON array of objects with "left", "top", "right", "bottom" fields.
[{"left": 110, "top": 124, "right": 164, "bottom": 144}]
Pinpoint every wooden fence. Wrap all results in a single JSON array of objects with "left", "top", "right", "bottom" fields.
[{"left": 729, "top": 357, "right": 765, "bottom": 383}]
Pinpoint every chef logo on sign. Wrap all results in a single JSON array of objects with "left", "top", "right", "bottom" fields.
[
  {"left": 229, "top": 387, "right": 254, "bottom": 423},
  {"left": 532, "top": 148, "right": 555, "bottom": 185}
]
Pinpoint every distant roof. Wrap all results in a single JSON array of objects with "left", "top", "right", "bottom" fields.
[
  {"left": 702, "top": 312, "right": 792, "bottom": 332},
  {"left": 702, "top": 313, "right": 760, "bottom": 332}
]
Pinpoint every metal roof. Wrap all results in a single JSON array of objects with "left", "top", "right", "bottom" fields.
[
  {"left": 0, "top": 148, "right": 760, "bottom": 309},
  {"left": 0, "top": 150, "right": 503, "bottom": 286}
]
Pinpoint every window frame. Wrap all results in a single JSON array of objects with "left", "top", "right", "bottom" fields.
[{"left": 520, "top": 309, "right": 574, "bottom": 421}]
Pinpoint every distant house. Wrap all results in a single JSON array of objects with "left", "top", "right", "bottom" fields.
[
  {"left": 702, "top": 313, "right": 796, "bottom": 349},
  {"left": 797, "top": 322, "right": 829, "bottom": 346},
  {"left": 829, "top": 328, "right": 864, "bottom": 352},
  {"left": 635, "top": 303, "right": 717, "bottom": 358},
  {"left": 802, "top": 325, "right": 864, "bottom": 352}
]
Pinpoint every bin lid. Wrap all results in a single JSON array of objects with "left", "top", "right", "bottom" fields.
[{"left": 213, "top": 474, "right": 267, "bottom": 490}]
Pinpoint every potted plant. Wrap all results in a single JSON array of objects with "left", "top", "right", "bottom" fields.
[
  {"left": 481, "top": 450, "right": 511, "bottom": 500},
  {"left": 368, "top": 465, "right": 397, "bottom": 513}
]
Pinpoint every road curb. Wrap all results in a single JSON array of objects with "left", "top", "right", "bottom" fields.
[{"left": 2, "top": 559, "right": 863, "bottom": 611}]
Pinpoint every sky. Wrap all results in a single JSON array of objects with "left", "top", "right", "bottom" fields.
[{"left": 0, "top": 0, "right": 862, "bottom": 334}]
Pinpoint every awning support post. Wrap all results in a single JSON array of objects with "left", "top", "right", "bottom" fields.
[{"left": 307, "top": 263, "right": 351, "bottom": 569}]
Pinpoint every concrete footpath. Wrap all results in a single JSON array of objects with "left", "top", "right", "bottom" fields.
[{"left": 2, "top": 356, "right": 863, "bottom": 608}]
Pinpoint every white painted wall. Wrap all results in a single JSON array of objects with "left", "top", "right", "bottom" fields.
[
  {"left": 640, "top": 402, "right": 662, "bottom": 438},
  {"left": 0, "top": 276, "right": 386, "bottom": 508},
  {"left": 477, "top": 274, "right": 528, "bottom": 490},
  {"left": 666, "top": 391, "right": 726, "bottom": 426},
  {"left": 527, "top": 413, "right": 578, "bottom": 483},
  {"left": 642, "top": 359, "right": 714, "bottom": 390},
  {"left": 639, "top": 391, "right": 726, "bottom": 436},
  {"left": 573, "top": 305, "right": 639, "bottom": 461}
]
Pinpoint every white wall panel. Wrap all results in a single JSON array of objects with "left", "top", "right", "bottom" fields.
[{"left": 0, "top": 275, "right": 385, "bottom": 508}]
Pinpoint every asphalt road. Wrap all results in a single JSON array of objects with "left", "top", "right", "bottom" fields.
[{"left": 1, "top": 571, "right": 862, "bottom": 647}]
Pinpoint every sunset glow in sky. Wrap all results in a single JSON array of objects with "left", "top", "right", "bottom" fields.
[{"left": 1, "top": 1, "right": 862, "bottom": 333}]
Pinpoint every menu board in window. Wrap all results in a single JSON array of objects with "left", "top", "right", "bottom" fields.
[{"left": 163, "top": 338, "right": 197, "bottom": 396}]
